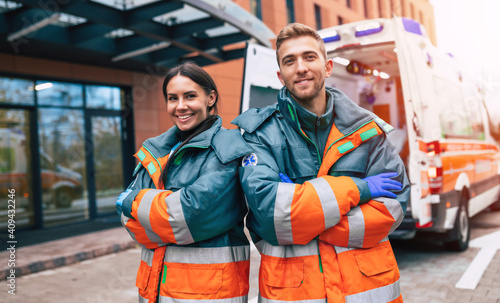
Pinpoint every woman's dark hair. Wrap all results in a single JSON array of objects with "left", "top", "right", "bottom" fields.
[
  {"left": 162, "top": 61, "right": 219, "bottom": 114},
  {"left": 159, "top": 61, "right": 219, "bottom": 188}
]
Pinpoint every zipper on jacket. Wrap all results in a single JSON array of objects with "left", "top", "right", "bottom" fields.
[
  {"left": 288, "top": 104, "right": 322, "bottom": 166},
  {"left": 162, "top": 264, "right": 167, "bottom": 284}
]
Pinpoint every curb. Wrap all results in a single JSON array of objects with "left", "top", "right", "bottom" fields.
[
  {"left": 2, "top": 241, "right": 136, "bottom": 280},
  {"left": 1, "top": 227, "right": 136, "bottom": 280}
]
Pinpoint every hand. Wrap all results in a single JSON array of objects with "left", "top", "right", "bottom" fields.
[
  {"left": 279, "top": 173, "right": 293, "bottom": 183},
  {"left": 363, "top": 172, "right": 402, "bottom": 199},
  {"left": 116, "top": 189, "right": 132, "bottom": 214}
]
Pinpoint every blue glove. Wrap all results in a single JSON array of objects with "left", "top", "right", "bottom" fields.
[
  {"left": 279, "top": 173, "right": 293, "bottom": 183},
  {"left": 363, "top": 172, "right": 402, "bottom": 199},
  {"left": 116, "top": 189, "right": 132, "bottom": 215}
]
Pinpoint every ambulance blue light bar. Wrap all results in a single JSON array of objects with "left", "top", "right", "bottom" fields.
[
  {"left": 355, "top": 22, "right": 383, "bottom": 37},
  {"left": 321, "top": 30, "right": 341, "bottom": 43},
  {"left": 402, "top": 18, "right": 423, "bottom": 36}
]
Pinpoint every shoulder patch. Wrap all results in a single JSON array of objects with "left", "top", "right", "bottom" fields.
[
  {"left": 231, "top": 104, "right": 279, "bottom": 133},
  {"left": 374, "top": 117, "right": 395, "bottom": 134},
  {"left": 242, "top": 153, "right": 258, "bottom": 167}
]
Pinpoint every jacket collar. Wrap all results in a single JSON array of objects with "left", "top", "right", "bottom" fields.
[
  {"left": 277, "top": 87, "right": 334, "bottom": 132},
  {"left": 278, "top": 86, "right": 375, "bottom": 136}
]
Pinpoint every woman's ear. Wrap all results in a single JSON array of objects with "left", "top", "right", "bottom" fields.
[{"left": 208, "top": 90, "right": 217, "bottom": 107}]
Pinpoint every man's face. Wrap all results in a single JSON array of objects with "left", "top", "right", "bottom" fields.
[{"left": 277, "top": 36, "right": 333, "bottom": 106}]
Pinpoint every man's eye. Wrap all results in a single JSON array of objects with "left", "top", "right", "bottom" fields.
[{"left": 284, "top": 59, "right": 293, "bottom": 65}]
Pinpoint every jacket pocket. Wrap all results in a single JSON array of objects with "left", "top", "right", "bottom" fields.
[
  {"left": 354, "top": 243, "right": 397, "bottom": 276},
  {"left": 136, "top": 260, "right": 152, "bottom": 291},
  {"left": 165, "top": 263, "right": 223, "bottom": 294},
  {"left": 261, "top": 256, "right": 304, "bottom": 288}
]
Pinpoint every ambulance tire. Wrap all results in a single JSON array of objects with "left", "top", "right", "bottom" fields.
[{"left": 443, "top": 197, "right": 470, "bottom": 252}]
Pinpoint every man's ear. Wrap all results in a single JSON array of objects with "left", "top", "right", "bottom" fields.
[
  {"left": 277, "top": 70, "right": 286, "bottom": 86},
  {"left": 325, "top": 59, "right": 334, "bottom": 78}
]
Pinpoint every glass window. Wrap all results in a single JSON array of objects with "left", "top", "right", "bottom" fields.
[
  {"left": 36, "top": 81, "right": 83, "bottom": 107},
  {"left": 434, "top": 77, "right": 473, "bottom": 139},
  {"left": 315, "top": 4, "right": 322, "bottom": 30},
  {"left": 86, "top": 85, "right": 122, "bottom": 110},
  {"left": 91, "top": 116, "right": 124, "bottom": 214},
  {"left": 38, "top": 108, "right": 88, "bottom": 226},
  {"left": 0, "top": 77, "right": 34, "bottom": 105},
  {"left": 250, "top": 0, "right": 262, "bottom": 20},
  {"left": 286, "top": 0, "right": 295, "bottom": 23},
  {"left": 0, "top": 109, "right": 35, "bottom": 229}
]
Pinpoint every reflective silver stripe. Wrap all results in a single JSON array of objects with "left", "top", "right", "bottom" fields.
[
  {"left": 166, "top": 190, "right": 195, "bottom": 245},
  {"left": 158, "top": 295, "right": 248, "bottom": 302},
  {"left": 347, "top": 207, "right": 365, "bottom": 248},
  {"left": 164, "top": 245, "right": 249, "bottom": 264},
  {"left": 138, "top": 189, "right": 164, "bottom": 244},
  {"left": 255, "top": 239, "right": 319, "bottom": 258},
  {"left": 374, "top": 197, "right": 405, "bottom": 234},
  {"left": 121, "top": 214, "right": 138, "bottom": 243},
  {"left": 258, "top": 293, "right": 326, "bottom": 303},
  {"left": 345, "top": 279, "right": 401, "bottom": 303},
  {"left": 333, "top": 245, "right": 355, "bottom": 254},
  {"left": 334, "top": 237, "right": 389, "bottom": 254},
  {"left": 140, "top": 247, "right": 154, "bottom": 267},
  {"left": 139, "top": 293, "right": 149, "bottom": 303},
  {"left": 308, "top": 177, "right": 341, "bottom": 229},
  {"left": 274, "top": 183, "right": 296, "bottom": 245}
]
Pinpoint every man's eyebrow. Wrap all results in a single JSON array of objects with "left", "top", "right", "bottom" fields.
[{"left": 281, "top": 54, "right": 295, "bottom": 64}]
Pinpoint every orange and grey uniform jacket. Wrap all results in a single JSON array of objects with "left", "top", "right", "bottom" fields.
[
  {"left": 232, "top": 87, "right": 410, "bottom": 303},
  {"left": 118, "top": 117, "right": 252, "bottom": 303}
]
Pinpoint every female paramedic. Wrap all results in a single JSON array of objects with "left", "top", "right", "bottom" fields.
[{"left": 116, "top": 61, "right": 251, "bottom": 303}]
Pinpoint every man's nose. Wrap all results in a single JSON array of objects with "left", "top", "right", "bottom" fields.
[{"left": 296, "top": 58, "right": 308, "bottom": 73}]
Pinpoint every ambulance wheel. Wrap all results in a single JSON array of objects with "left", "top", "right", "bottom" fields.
[{"left": 443, "top": 199, "right": 470, "bottom": 252}]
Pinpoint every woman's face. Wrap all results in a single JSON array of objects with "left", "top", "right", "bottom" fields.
[{"left": 166, "top": 75, "right": 216, "bottom": 132}]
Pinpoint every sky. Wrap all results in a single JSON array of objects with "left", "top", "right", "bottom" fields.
[{"left": 430, "top": 0, "right": 500, "bottom": 106}]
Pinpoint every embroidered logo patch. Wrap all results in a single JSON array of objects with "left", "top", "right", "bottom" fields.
[{"left": 242, "top": 153, "right": 258, "bottom": 167}]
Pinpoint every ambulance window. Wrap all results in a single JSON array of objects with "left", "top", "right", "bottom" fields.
[
  {"left": 467, "top": 98, "right": 485, "bottom": 140},
  {"left": 248, "top": 85, "right": 279, "bottom": 109},
  {"left": 433, "top": 77, "right": 473, "bottom": 139}
]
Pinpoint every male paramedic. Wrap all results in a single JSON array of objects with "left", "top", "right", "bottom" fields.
[{"left": 232, "top": 23, "right": 410, "bottom": 303}]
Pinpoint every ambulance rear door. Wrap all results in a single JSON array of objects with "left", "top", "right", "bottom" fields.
[
  {"left": 240, "top": 43, "right": 282, "bottom": 113},
  {"left": 392, "top": 17, "right": 438, "bottom": 226}
]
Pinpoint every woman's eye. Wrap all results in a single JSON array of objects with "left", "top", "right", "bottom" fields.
[{"left": 168, "top": 96, "right": 177, "bottom": 101}]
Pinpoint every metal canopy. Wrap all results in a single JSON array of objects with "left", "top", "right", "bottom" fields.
[{"left": 0, "top": 0, "right": 275, "bottom": 72}]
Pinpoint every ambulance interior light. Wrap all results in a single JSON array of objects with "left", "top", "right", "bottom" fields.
[
  {"left": 355, "top": 22, "right": 383, "bottom": 37},
  {"left": 321, "top": 30, "right": 341, "bottom": 43},
  {"left": 333, "top": 57, "right": 350, "bottom": 66}
]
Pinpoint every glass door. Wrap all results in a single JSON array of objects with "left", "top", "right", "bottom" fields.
[
  {"left": 87, "top": 114, "right": 125, "bottom": 216},
  {"left": 0, "top": 108, "right": 35, "bottom": 229}
]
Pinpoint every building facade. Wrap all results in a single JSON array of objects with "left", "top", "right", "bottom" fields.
[{"left": 0, "top": 0, "right": 434, "bottom": 232}]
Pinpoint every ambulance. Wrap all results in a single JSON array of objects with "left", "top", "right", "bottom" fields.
[{"left": 240, "top": 17, "right": 500, "bottom": 251}]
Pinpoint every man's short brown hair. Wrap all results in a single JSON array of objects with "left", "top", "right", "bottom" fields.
[{"left": 275, "top": 23, "right": 327, "bottom": 66}]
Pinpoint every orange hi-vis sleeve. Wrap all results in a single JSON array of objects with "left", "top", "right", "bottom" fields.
[
  {"left": 290, "top": 176, "right": 360, "bottom": 244},
  {"left": 318, "top": 197, "right": 402, "bottom": 248},
  {"left": 125, "top": 188, "right": 177, "bottom": 248}
]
